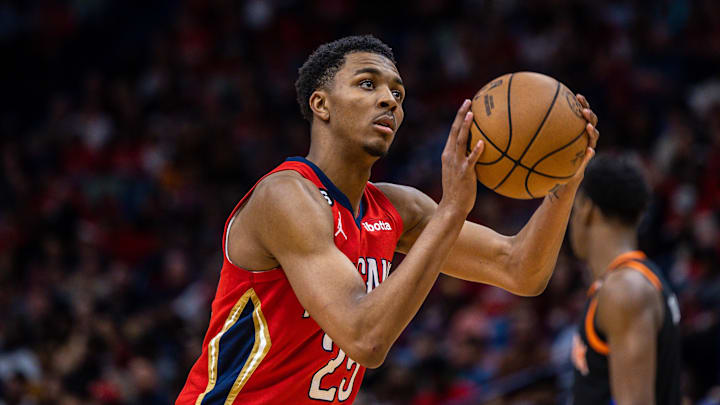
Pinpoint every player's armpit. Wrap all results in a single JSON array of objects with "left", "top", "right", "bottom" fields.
[
  {"left": 373, "top": 183, "right": 435, "bottom": 254},
  {"left": 597, "top": 269, "right": 663, "bottom": 405}
]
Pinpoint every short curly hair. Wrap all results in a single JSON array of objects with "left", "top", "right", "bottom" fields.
[
  {"left": 581, "top": 153, "right": 650, "bottom": 225},
  {"left": 295, "top": 35, "right": 396, "bottom": 123}
]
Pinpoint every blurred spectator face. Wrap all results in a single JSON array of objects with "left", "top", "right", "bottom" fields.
[
  {"left": 318, "top": 52, "right": 405, "bottom": 158},
  {"left": 449, "top": 338, "right": 481, "bottom": 370},
  {"left": 129, "top": 357, "right": 159, "bottom": 393},
  {"left": 164, "top": 249, "right": 189, "bottom": 288}
]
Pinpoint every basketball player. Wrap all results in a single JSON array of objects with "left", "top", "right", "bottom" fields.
[
  {"left": 177, "top": 35, "right": 599, "bottom": 404},
  {"left": 569, "top": 154, "right": 681, "bottom": 405}
]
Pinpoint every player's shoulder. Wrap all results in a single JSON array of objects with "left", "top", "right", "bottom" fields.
[
  {"left": 599, "top": 267, "right": 661, "bottom": 313},
  {"left": 256, "top": 169, "right": 314, "bottom": 192},
  {"left": 596, "top": 265, "right": 665, "bottom": 334},
  {"left": 250, "top": 171, "right": 333, "bottom": 220},
  {"left": 254, "top": 171, "right": 323, "bottom": 202}
]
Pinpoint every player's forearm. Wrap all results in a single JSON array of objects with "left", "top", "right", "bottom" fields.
[
  {"left": 508, "top": 185, "right": 577, "bottom": 294},
  {"left": 353, "top": 207, "right": 465, "bottom": 364}
]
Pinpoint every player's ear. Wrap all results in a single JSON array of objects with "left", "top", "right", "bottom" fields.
[{"left": 309, "top": 90, "right": 330, "bottom": 122}]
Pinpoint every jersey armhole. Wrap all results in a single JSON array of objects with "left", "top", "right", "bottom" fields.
[
  {"left": 587, "top": 260, "right": 664, "bottom": 356},
  {"left": 618, "top": 261, "right": 663, "bottom": 291},
  {"left": 225, "top": 213, "right": 238, "bottom": 265},
  {"left": 585, "top": 297, "right": 610, "bottom": 355},
  {"left": 224, "top": 199, "right": 281, "bottom": 273},
  {"left": 223, "top": 162, "right": 322, "bottom": 270}
]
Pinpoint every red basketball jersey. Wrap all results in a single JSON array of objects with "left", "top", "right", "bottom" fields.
[{"left": 176, "top": 157, "right": 403, "bottom": 404}]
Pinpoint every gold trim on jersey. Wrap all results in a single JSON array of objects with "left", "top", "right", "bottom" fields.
[
  {"left": 225, "top": 290, "right": 271, "bottom": 404},
  {"left": 195, "top": 288, "right": 271, "bottom": 405}
]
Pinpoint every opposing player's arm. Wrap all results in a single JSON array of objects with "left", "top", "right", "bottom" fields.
[
  {"left": 248, "top": 100, "right": 482, "bottom": 368},
  {"left": 596, "top": 269, "right": 663, "bottom": 405}
]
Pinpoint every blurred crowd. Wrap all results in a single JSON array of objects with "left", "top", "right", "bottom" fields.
[{"left": 1, "top": 0, "right": 719, "bottom": 404}]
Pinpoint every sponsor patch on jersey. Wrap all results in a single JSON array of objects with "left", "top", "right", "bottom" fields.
[
  {"left": 319, "top": 189, "right": 333, "bottom": 206},
  {"left": 362, "top": 220, "right": 392, "bottom": 232}
]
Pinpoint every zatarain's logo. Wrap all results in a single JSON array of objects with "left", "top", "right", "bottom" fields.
[{"left": 362, "top": 220, "right": 392, "bottom": 232}]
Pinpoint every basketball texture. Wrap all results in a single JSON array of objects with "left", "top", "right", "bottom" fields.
[{"left": 470, "top": 72, "right": 588, "bottom": 199}]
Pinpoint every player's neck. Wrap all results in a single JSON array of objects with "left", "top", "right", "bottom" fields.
[
  {"left": 306, "top": 145, "right": 373, "bottom": 216},
  {"left": 587, "top": 224, "right": 638, "bottom": 281}
]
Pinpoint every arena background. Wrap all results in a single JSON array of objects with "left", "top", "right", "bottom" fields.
[{"left": 1, "top": 1, "right": 719, "bottom": 404}]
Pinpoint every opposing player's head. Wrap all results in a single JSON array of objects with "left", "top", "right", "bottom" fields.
[
  {"left": 569, "top": 153, "right": 650, "bottom": 260},
  {"left": 295, "top": 35, "right": 404, "bottom": 158}
]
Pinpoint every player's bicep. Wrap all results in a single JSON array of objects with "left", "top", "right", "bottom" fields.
[{"left": 607, "top": 311, "right": 657, "bottom": 405}]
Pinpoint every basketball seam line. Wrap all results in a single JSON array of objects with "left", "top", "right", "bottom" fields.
[
  {"left": 470, "top": 73, "right": 513, "bottom": 164},
  {"left": 473, "top": 119, "right": 574, "bottom": 178},
  {"left": 472, "top": 119, "right": 505, "bottom": 165},
  {"left": 523, "top": 127, "right": 589, "bottom": 198},
  {"left": 492, "top": 80, "right": 561, "bottom": 195},
  {"left": 506, "top": 73, "right": 514, "bottom": 156},
  {"left": 490, "top": 73, "right": 516, "bottom": 189}
]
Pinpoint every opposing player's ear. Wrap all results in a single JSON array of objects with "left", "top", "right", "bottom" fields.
[
  {"left": 309, "top": 90, "right": 330, "bottom": 122},
  {"left": 584, "top": 200, "right": 597, "bottom": 226},
  {"left": 577, "top": 194, "right": 594, "bottom": 226}
]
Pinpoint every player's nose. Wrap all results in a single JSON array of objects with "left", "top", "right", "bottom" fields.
[{"left": 377, "top": 86, "right": 398, "bottom": 111}]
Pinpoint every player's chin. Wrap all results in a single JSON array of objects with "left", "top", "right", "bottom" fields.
[{"left": 363, "top": 141, "right": 390, "bottom": 158}]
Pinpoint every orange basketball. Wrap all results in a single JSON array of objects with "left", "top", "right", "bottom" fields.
[{"left": 469, "top": 72, "right": 589, "bottom": 199}]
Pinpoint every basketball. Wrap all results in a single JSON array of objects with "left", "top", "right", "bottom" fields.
[{"left": 469, "top": 72, "right": 589, "bottom": 199}]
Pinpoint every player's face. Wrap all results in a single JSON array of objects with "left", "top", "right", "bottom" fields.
[
  {"left": 569, "top": 192, "right": 589, "bottom": 260},
  {"left": 326, "top": 52, "right": 405, "bottom": 157}
]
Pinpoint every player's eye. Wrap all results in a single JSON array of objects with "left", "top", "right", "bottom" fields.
[
  {"left": 359, "top": 80, "right": 374, "bottom": 89},
  {"left": 392, "top": 90, "right": 403, "bottom": 100}
]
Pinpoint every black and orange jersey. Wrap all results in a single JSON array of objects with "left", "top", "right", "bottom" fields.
[{"left": 571, "top": 251, "right": 681, "bottom": 405}]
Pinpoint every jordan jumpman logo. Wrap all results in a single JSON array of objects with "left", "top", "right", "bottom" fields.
[{"left": 335, "top": 213, "right": 347, "bottom": 240}]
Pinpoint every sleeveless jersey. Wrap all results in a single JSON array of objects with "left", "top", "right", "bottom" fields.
[
  {"left": 176, "top": 157, "right": 404, "bottom": 404},
  {"left": 571, "top": 250, "right": 682, "bottom": 405}
]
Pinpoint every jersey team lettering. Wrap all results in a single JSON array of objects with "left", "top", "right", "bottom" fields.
[{"left": 361, "top": 220, "right": 392, "bottom": 232}]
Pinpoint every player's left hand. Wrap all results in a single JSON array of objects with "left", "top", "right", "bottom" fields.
[{"left": 548, "top": 94, "right": 599, "bottom": 199}]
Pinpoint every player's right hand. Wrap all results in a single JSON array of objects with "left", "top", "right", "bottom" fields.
[{"left": 438, "top": 99, "right": 485, "bottom": 217}]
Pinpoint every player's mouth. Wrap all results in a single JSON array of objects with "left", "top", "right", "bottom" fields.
[{"left": 372, "top": 115, "right": 396, "bottom": 135}]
